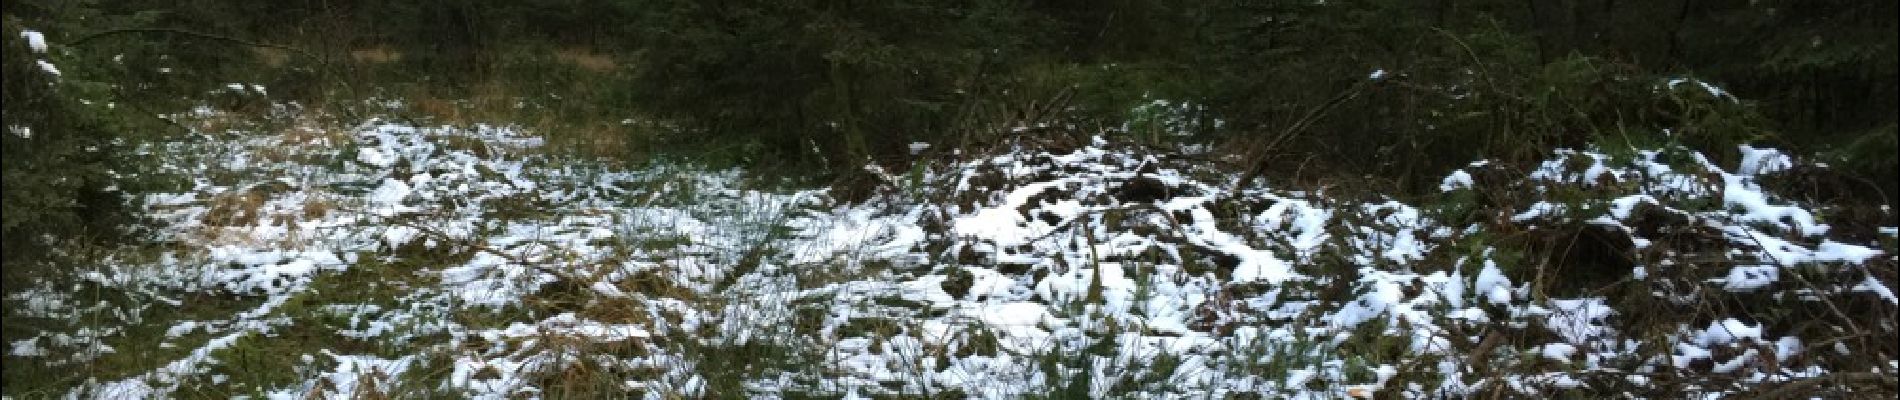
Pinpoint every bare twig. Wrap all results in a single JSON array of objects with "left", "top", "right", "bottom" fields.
[
  {"left": 1230, "top": 81, "right": 1368, "bottom": 192},
  {"left": 1741, "top": 233, "right": 1866, "bottom": 336},
  {"left": 70, "top": 28, "right": 318, "bottom": 60},
  {"left": 1430, "top": 27, "right": 1502, "bottom": 96}
]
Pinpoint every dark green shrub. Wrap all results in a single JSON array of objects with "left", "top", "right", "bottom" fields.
[
  {"left": 2, "top": 20, "right": 145, "bottom": 267},
  {"left": 623, "top": 0, "right": 1046, "bottom": 172}
]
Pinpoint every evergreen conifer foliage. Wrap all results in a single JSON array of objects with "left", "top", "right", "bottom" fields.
[{"left": 2, "top": 21, "right": 141, "bottom": 265}]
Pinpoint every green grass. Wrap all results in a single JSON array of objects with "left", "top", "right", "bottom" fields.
[{"left": 1, "top": 248, "right": 260, "bottom": 396}]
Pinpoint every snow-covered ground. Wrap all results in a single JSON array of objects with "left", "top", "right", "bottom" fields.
[{"left": 5, "top": 102, "right": 1894, "bottom": 399}]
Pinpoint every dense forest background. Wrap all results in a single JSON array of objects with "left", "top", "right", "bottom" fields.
[{"left": 5, "top": 0, "right": 1896, "bottom": 270}]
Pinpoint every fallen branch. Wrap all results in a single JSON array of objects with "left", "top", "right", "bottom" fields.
[
  {"left": 1746, "top": 372, "right": 1897, "bottom": 399},
  {"left": 334, "top": 203, "right": 591, "bottom": 284}
]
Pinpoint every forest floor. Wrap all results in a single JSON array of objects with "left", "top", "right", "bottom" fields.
[{"left": 4, "top": 92, "right": 1896, "bottom": 399}]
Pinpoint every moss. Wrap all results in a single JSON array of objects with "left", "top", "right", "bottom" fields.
[
  {"left": 872, "top": 296, "right": 928, "bottom": 310},
  {"left": 689, "top": 339, "right": 813, "bottom": 398},
  {"left": 837, "top": 317, "right": 902, "bottom": 339},
  {"left": 176, "top": 333, "right": 310, "bottom": 397},
  {"left": 0, "top": 290, "right": 262, "bottom": 396},
  {"left": 940, "top": 267, "right": 975, "bottom": 300},
  {"left": 953, "top": 328, "right": 1000, "bottom": 358}
]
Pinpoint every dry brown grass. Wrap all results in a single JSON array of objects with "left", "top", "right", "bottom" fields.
[
  {"left": 298, "top": 372, "right": 393, "bottom": 400},
  {"left": 257, "top": 126, "right": 354, "bottom": 164},
  {"left": 350, "top": 46, "right": 404, "bottom": 64},
  {"left": 188, "top": 187, "right": 341, "bottom": 251},
  {"left": 553, "top": 47, "right": 618, "bottom": 73},
  {"left": 404, "top": 82, "right": 514, "bottom": 124},
  {"left": 253, "top": 47, "right": 292, "bottom": 68},
  {"left": 242, "top": 45, "right": 648, "bottom": 162},
  {"left": 300, "top": 193, "right": 339, "bottom": 221},
  {"left": 530, "top": 117, "right": 639, "bottom": 161},
  {"left": 201, "top": 190, "right": 270, "bottom": 227},
  {"left": 394, "top": 81, "right": 643, "bottom": 161},
  {"left": 252, "top": 43, "right": 403, "bottom": 67},
  {"left": 186, "top": 110, "right": 262, "bottom": 136},
  {"left": 187, "top": 226, "right": 273, "bottom": 249},
  {"left": 410, "top": 96, "right": 463, "bottom": 123}
]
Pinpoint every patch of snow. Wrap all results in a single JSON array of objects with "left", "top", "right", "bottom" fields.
[
  {"left": 21, "top": 29, "right": 48, "bottom": 53},
  {"left": 1439, "top": 170, "right": 1473, "bottom": 192},
  {"left": 1735, "top": 145, "right": 1792, "bottom": 176},
  {"left": 37, "top": 60, "right": 60, "bottom": 77},
  {"left": 10, "top": 337, "right": 45, "bottom": 357},
  {"left": 1721, "top": 265, "right": 1779, "bottom": 291},
  {"left": 1474, "top": 260, "right": 1514, "bottom": 305}
]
